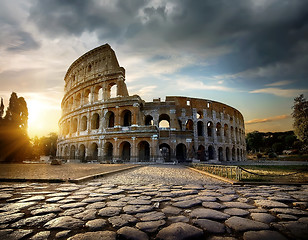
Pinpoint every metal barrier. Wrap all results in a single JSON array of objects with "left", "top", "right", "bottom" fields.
[{"left": 192, "top": 164, "right": 242, "bottom": 180}]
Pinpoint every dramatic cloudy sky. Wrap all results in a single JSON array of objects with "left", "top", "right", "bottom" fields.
[{"left": 0, "top": 0, "right": 307, "bottom": 137}]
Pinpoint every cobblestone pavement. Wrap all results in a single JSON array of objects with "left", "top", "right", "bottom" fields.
[{"left": 0, "top": 165, "right": 307, "bottom": 240}]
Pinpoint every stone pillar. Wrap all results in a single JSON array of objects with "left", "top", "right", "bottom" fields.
[
  {"left": 114, "top": 138, "right": 119, "bottom": 162},
  {"left": 131, "top": 137, "right": 137, "bottom": 162}
]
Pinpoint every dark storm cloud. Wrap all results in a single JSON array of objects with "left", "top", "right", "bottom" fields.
[
  {"left": 28, "top": 0, "right": 308, "bottom": 86},
  {"left": 0, "top": 2, "right": 40, "bottom": 52}
]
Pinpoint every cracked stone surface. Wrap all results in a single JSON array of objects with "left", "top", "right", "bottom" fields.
[{"left": 0, "top": 165, "right": 307, "bottom": 240}]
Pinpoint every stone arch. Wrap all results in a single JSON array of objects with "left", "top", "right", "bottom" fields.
[
  {"left": 121, "top": 110, "right": 132, "bottom": 126},
  {"left": 84, "top": 89, "right": 91, "bottom": 104},
  {"left": 218, "top": 147, "right": 223, "bottom": 161},
  {"left": 197, "top": 121, "right": 204, "bottom": 136},
  {"left": 120, "top": 141, "right": 131, "bottom": 162},
  {"left": 72, "top": 118, "right": 78, "bottom": 133},
  {"left": 237, "top": 148, "right": 240, "bottom": 161},
  {"left": 68, "top": 97, "right": 73, "bottom": 111},
  {"left": 104, "top": 142, "right": 113, "bottom": 161},
  {"left": 226, "top": 147, "right": 230, "bottom": 161},
  {"left": 145, "top": 115, "right": 154, "bottom": 126},
  {"left": 93, "top": 86, "right": 103, "bottom": 102},
  {"left": 64, "top": 145, "right": 69, "bottom": 158},
  {"left": 105, "top": 111, "right": 115, "bottom": 128},
  {"left": 224, "top": 124, "right": 229, "bottom": 140},
  {"left": 89, "top": 142, "right": 98, "bottom": 160},
  {"left": 176, "top": 143, "right": 187, "bottom": 162},
  {"left": 109, "top": 83, "right": 117, "bottom": 98},
  {"left": 185, "top": 119, "right": 193, "bottom": 131},
  {"left": 197, "top": 145, "right": 206, "bottom": 161},
  {"left": 79, "top": 144, "right": 86, "bottom": 162},
  {"left": 159, "top": 143, "right": 171, "bottom": 162},
  {"left": 208, "top": 145, "right": 215, "bottom": 160},
  {"left": 197, "top": 111, "right": 203, "bottom": 119},
  {"left": 75, "top": 93, "right": 81, "bottom": 108},
  {"left": 81, "top": 116, "right": 88, "bottom": 131},
  {"left": 207, "top": 121, "right": 213, "bottom": 137},
  {"left": 216, "top": 122, "right": 222, "bottom": 137},
  {"left": 231, "top": 126, "right": 234, "bottom": 141},
  {"left": 70, "top": 145, "right": 76, "bottom": 159},
  {"left": 91, "top": 113, "right": 100, "bottom": 130},
  {"left": 159, "top": 114, "right": 170, "bottom": 128},
  {"left": 138, "top": 141, "right": 150, "bottom": 162},
  {"left": 235, "top": 127, "right": 239, "bottom": 143},
  {"left": 232, "top": 147, "right": 236, "bottom": 161},
  {"left": 66, "top": 120, "right": 70, "bottom": 135}
]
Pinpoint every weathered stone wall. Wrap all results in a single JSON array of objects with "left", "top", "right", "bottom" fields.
[{"left": 57, "top": 44, "right": 246, "bottom": 163}]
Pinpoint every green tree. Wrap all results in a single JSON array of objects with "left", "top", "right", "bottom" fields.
[
  {"left": 0, "top": 92, "right": 29, "bottom": 162},
  {"left": 292, "top": 94, "right": 308, "bottom": 149},
  {"left": 246, "top": 131, "right": 264, "bottom": 153}
]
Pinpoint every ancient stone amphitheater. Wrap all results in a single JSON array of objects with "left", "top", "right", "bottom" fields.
[{"left": 57, "top": 44, "right": 246, "bottom": 163}]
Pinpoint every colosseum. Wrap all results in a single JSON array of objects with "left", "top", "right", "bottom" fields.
[{"left": 57, "top": 44, "right": 246, "bottom": 163}]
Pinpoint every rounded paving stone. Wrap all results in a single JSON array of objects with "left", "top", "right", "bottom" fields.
[
  {"left": 172, "top": 199, "right": 201, "bottom": 208},
  {"left": 162, "top": 206, "right": 181, "bottom": 215},
  {"left": 117, "top": 226, "right": 149, "bottom": 240},
  {"left": 11, "top": 213, "right": 56, "bottom": 228},
  {"left": 250, "top": 213, "right": 276, "bottom": 224},
  {"left": 190, "top": 208, "right": 230, "bottom": 220},
  {"left": 44, "top": 216, "right": 84, "bottom": 229},
  {"left": 225, "top": 216, "right": 269, "bottom": 231},
  {"left": 202, "top": 202, "right": 226, "bottom": 209},
  {"left": 136, "top": 211, "right": 165, "bottom": 221},
  {"left": 156, "top": 222, "right": 203, "bottom": 240},
  {"left": 168, "top": 215, "right": 189, "bottom": 223},
  {"left": 223, "top": 208, "right": 250, "bottom": 216},
  {"left": 67, "top": 231, "right": 116, "bottom": 240},
  {"left": 243, "top": 230, "right": 288, "bottom": 240},
  {"left": 136, "top": 220, "right": 166, "bottom": 233},
  {"left": 254, "top": 200, "right": 288, "bottom": 208},
  {"left": 193, "top": 219, "right": 226, "bottom": 234},
  {"left": 123, "top": 205, "right": 153, "bottom": 214},
  {"left": 85, "top": 219, "right": 107, "bottom": 231},
  {"left": 98, "top": 207, "right": 121, "bottom": 217},
  {"left": 108, "top": 214, "right": 138, "bottom": 228},
  {"left": 29, "top": 231, "right": 50, "bottom": 240}
]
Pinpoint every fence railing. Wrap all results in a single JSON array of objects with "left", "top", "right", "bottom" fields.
[{"left": 192, "top": 163, "right": 242, "bottom": 180}]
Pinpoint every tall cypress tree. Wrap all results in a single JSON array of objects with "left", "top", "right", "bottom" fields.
[{"left": 0, "top": 92, "right": 29, "bottom": 162}]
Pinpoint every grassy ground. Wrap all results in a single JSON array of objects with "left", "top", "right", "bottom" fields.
[
  {"left": 239, "top": 165, "right": 308, "bottom": 182},
  {"left": 0, "top": 163, "right": 137, "bottom": 180}
]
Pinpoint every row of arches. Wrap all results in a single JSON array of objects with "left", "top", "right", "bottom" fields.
[
  {"left": 59, "top": 140, "right": 245, "bottom": 162},
  {"left": 63, "top": 83, "right": 118, "bottom": 113}
]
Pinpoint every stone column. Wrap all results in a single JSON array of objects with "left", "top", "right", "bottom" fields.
[{"left": 131, "top": 137, "right": 137, "bottom": 162}]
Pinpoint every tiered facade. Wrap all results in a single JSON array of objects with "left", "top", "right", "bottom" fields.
[{"left": 57, "top": 44, "right": 246, "bottom": 163}]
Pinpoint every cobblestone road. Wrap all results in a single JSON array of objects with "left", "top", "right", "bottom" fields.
[{"left": 0, "top": 165, "right": 307, "bottom": 240}]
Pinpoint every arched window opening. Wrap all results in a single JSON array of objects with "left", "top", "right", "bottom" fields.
[
  {"left": 159, "top": 114, "right": 170, "bottom": 128},
  {"left": 64, "top": 146, "right": 69, "bottom": 158},
  {"left": 138, "top": 141, "right": 150, "bottom": 162},
  {"left": 121, "top": 141, "right": 131, "bottom": 162},
  {"left": 197, "top": 145, "right": 205, "bottom": 161},
  {"left": 232, "top": 147, "right": 235, "bottom": 161},
  {"left": 237, "top": 148, "right": 240, "bottom": 161},
  {"left": 88, "top": 64, "right": 92, "bottom": 72},
  {"left": 231, "top": 126, "right": 234, "bottom": 140},
  {"left": 79, "top": 144, "right": 86, "bottom": 162},
  {"left": 208, "top": 146, "right": 215, "bottom": 160},
  {"left": 66, "top": 121, "right": 70, "bottom": 135},
  {"left": 178, "top": 120, "right": 182, "bottom": 130},
  {"left": 70, "top": 145, "right": 76, "bottom": 159},
  {"left": 226, "top": 147, "right": 230, "bottom": 161},
  {"left": 197, "top": 111, "right": 203, "bottom": 119},
  {"left": 197, "top": 121, "right": 204, "bottom": 136},
  {"left": 216, "top": 122, "right": 222, "bottom": 136},
  {"left": 72, "top": 118, "right": 78, "bottom": 133},
  {"left": 207, "top": 122, "right": 213, "bottom": 137},
  {"left": 185, "top": 119, "right": 193, "bottom": 131},
  {"left": 93, "top": 86, "right": 102, "bottom": 102},
  {"left": 224, "top": 124, "right": 228, "bottom": 139},
  {"left": 159, "top": 143, "right": 171, "bottom": 162},
  {"left": 122, "top": 110, "right": 132, "bottom": 126},
  {"left": 145, "top": 115, "right": 154, "bottom": 126},
  {"left": 81, "top": 116, "right": 87, "bottom": 131},
  {"left": 110, "top": 83, "right": 117, "bottom": 98},
  {"left": 104, "top": 142, "right": 113, "bottom": 161},
  {"left": 106, "top": 111, "right": 115, "bottom": 127},
  {"left": 84, "top": 89, "right": 91, "bottom": 104},
  {"left": 218, "top": 147, "right": 223, "bottom": 161},
  {"left": 176, "top": 143, "right": 187, "bottom": 162},
  {"left": 90, "top": 143, "right": 98, "bottom": 160},
  {"left": 98, "top": 88, "right": 103, "bottom": 101},
  {"left": 75, "top": 93, "right": 81, "bottom": 108},
  {"left": 91, "top": 113, "right": 100, "bottom": 130},
  {"left": 207, "top": 102, "right": 211, "bottom": 108}
]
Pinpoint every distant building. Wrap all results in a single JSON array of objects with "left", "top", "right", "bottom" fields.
[{"left": 57, "top": 44, "right": 246, "bottom": 163}]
